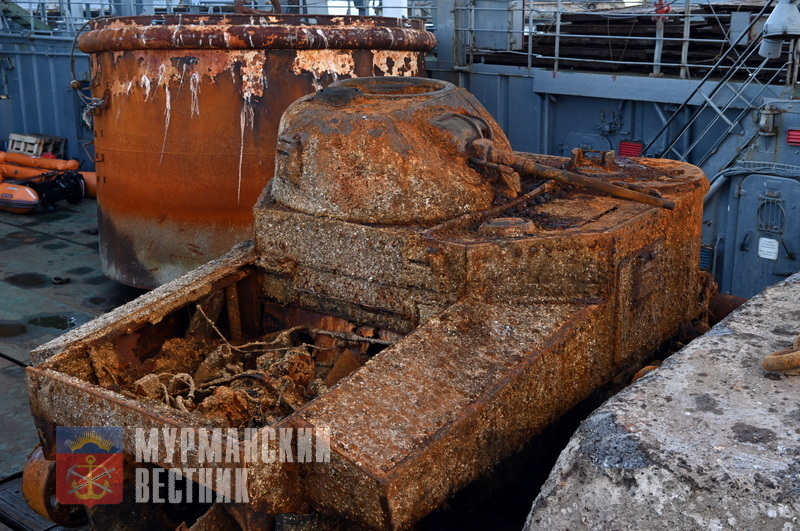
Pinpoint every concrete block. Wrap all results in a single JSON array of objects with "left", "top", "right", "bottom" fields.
[{"left": 527, "top": 273, "right": 800, "bottom": 530}]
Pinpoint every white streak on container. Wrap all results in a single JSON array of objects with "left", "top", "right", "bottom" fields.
[
  {"left": 316, "top": 29, "right": 329, "bottom": 49},
  {"left": 190, "top": 72, "right": 201, "bottom": 117},
  {"left": 141, "top": 74, "right": 152, "bottom": 100},
  {"left": 159, "top": 86, "right": 172, "bottom": 165},
  {"left": 177, "top": 63, "right": 187, "bottom": 95},
  {"left": 238, "top": 99, "right": 255, "bottom": 203}
]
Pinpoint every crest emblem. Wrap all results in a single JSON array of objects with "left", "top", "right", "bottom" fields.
[{"left": 56, "top": 427, "right": 123, "bottom": 506}]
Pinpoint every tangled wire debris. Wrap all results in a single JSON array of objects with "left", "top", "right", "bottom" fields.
[{"left": 85, "top": 304, "right": 398, "bottom": 430}]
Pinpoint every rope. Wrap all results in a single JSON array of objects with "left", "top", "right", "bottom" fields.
[
  {"left": 70, "top": 17, "right": 110, "bottom": 128},
  {"left": 762, "top": 334, "right": 800, "bottom": 374},
  {"left": 80, "top": 96, "right": 107, "bottom": 128}
]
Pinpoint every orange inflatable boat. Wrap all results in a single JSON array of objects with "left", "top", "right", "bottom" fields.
[
  {"left": 0, "top": 152, "right": 89, "bottom": 212},
  {"left": 0, "top": 182, "right": 41, "bottom": 214}
]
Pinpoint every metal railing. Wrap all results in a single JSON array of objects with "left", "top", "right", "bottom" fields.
[
  {"left": 0, "top": 0, "right": 436, "bottom": 33},
  {"left": 3, "top": 0, "right": 793, "bottom": 86},
  {"left": 0, "top": 0, "right": 114, "bottom": 32},
  {"left": 441, "top": 0, "right": 794, "bottom": 79}
]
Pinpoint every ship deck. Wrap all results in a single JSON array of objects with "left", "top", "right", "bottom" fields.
[{"left": 0, "top": 198, "right": 141, "bottom": 529}]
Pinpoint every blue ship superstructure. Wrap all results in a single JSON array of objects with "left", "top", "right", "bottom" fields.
[{"left": 1, "top": 0, "right": 797, "bottom": 297}]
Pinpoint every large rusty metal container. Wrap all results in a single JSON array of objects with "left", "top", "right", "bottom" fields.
[
  {"left": 79, "top": 15, "right": 435, "bottom": 288},
  {"left": 26, "top": 78, "right": 709, "bottom": 529}
]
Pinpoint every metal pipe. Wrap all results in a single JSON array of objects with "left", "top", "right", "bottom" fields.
[
  {"left": 510, "top": 53, "right": 788, "bottom": 72},
  {"left": 526, "top": 0, "right": 533, "bottom": 70},
  {"left": 680, "top": 0, "right": 691, "bottom": 79},
  {"left": 423, "top": 180, "right": 558, "bottom": 242},
  {"left": 523, "top": 30, "right": 731, "bottom": 44},
  {"left": 650, "top": 102, "right": 674, "bottom": 157},
  {"left": 1, "top": 34, "right": 85, "bottom": 43},
  {"left": 653, "top": 19, "right": 664, "bottom": 76},
  {"left": 541, "top": 94, "right": 553, "bottom": 154},
  {"left": 554, "top": 0, "right": 562, "bottom": 72},
  {"left": 704, "top": 175, "right": 727, "bottom": 204},
  {"left": 482, "top": 146, "right": 675, "bottom": 209},
  {"left": 468, "top": 0, "right": 475, "bottom": 66}
]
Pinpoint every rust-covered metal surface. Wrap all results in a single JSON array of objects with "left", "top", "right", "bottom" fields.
[
  {"left": 27, "top": 78, "right": 709, "bottom": 529},
  {"left": 271, "top": 77, "right": 511, "bottom": 224},
  {"left": 80, "top": 15, "right": 435, "bottom": 288}
]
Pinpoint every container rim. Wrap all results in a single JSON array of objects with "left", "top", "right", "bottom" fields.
[
  {"left": 79, "top": 15, "right": 436, "bottom": 52},
  {"left": 87, "top": 13, "right": 426, "bottom": 30}
]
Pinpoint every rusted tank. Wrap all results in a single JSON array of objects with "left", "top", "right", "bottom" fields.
[
  {"left": 79, "top": 15, "right": 435, "bottom": 288},
  {"left": 26, "top": 78, "right": 709, "bottom": 529}
]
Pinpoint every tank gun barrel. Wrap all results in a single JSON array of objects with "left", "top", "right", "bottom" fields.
[{"left": 470, "top": 139, "right": 675, "bottom": 210}]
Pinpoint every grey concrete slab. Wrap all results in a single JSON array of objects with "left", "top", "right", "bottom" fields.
[
  {"left": 526, "top": 274, "right": 800, "bottom": 530},
  {"left": 0, "top": 358, "right": 39, "bottom": 479}
]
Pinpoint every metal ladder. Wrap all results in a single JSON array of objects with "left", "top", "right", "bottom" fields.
[
  {"left": 643, "top": 0, "right": 792, "bottom": 170},
  {"left": 0, "top": 0, "right": 51, "bottom": 31}
]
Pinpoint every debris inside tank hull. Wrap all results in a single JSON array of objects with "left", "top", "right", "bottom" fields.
[{"left": 77, "top": 298, "right": 399, "bottom": 432}]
